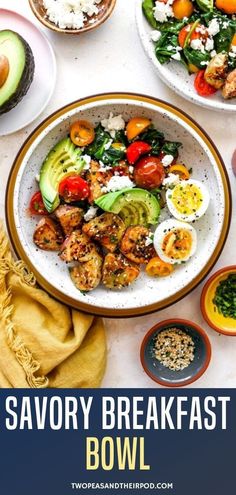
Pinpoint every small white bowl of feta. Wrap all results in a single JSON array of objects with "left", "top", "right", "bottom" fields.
[{"left": 29, "top": 0, "right": 116, "bottom": 34}]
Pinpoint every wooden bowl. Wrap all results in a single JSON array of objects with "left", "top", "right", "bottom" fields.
[{"left": 28, "top": 0, "right": 116, "bottom": 34}]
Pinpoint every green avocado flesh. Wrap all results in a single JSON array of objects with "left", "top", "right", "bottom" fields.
[
  {"left": 0, "top": 30, "right": 35, "bottom": 115},
  {"left": 40, "top": 137, "right": 85, "bottom": 213},
  {"left": 95, "top": 188, "right": 160, "bottom": 227}
]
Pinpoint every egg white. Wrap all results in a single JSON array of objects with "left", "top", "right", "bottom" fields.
[
  {"left": 154, "top": 219, "right": 197, "bottom": 265},
  {"left": 166, "top": 179, "right": 210, "bottom": 222}
]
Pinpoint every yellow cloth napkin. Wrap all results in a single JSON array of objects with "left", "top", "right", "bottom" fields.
[{"left": 0, "top": 222, "right": 107, "bottom": 388}]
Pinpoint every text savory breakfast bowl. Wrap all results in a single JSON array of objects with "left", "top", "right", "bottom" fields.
[{"left": 6, "top": 93, "right": 231, "bottom": 317}]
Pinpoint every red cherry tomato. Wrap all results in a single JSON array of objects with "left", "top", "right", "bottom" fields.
[
  {"left": 134, "top": 156, "right": 165, "bottom": 190},
  {"left": 178, "top": 23, "right": 207, "bottom": 48},
  {"left": 59, "top": 176, "right": 90, "bottom": 202},
  {"left": 29, "top": 191, "right": 48, "bottom": 215},
  {"left": 194, "top": 70, "right": 217, "bottom": 97},
  {"left": 126, "top": 141, "right": 151, "bottom": 164}
]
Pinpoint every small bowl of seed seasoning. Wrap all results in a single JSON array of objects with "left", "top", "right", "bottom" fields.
[
  {"left": 140, "top": 319, "right": 211, "bottom": 387},
  {"left": 201, "top": 266, "right": 236, "bottom": 336}
]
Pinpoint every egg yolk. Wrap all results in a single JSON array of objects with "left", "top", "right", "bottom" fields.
[
  {"left": 171, "top": 183, "right": 203, "bottom": 216},
  {"left": 162, "top": 228, "right": 192, "bottom": 260}
]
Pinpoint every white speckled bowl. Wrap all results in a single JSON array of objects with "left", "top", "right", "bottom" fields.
[
  {"left": 136, "top": 0, "right": 236, "bottom": 113},
  {"left": 6, "top": 93, "right": 231, "bottom": 317}
]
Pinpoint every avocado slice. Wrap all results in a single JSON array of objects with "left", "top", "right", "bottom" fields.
[
  {"left": 95, "top": 188, "right": 160, "bottom": 227},
  {"left": 39, "top": 137, "right": 86, "bottom": 213},
  {"left": 0, "top": 30, "right": 35, "bottom": 115}
]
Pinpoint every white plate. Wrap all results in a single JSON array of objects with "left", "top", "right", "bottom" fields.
[
  {"left": 6, "top": 94, "right": 231, "bottom": 317},
  {"left": 136, "top": 0, "right": 236, "bottom": 113},
  {"left": 0, "top": 8, "right": 56, "bottom": 136}
]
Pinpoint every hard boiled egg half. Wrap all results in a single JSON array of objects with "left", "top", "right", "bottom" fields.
[
  {"left": 166, "top": 179, "right": 210, "bottom": 222},
  {"left": 154, "top": 219, "right": 197, "bottom": 265}
]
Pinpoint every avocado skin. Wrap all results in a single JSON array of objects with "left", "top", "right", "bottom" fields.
[{"left": 0, "top": 32, "right": 35, "bottom": 115}]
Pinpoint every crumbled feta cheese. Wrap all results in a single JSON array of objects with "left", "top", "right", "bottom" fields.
[
  {"left": 205, "top": 37, "right": 214, "bottom": 52},
  {"left": 161, "top": 154, "right": 174, "bottom": 167},
  {"left": 151, "top": 30, "right": 161, "bottom": 42},
  {"left": 229, "top": 51, "right": 236, "bottom": 59},
  {"left": 105, "top": 175, "right": 135, "bottom": 193},
  {"left": 222, "top": 21, "right": 229, "bottom": 29},
  {"left": 145, "top": 234, "right": 154, "bottom": 247},
  {"left": 43, "top": 0, "right": 102, "bottom": 29},
  {"left": 98, "top": 161, "right": 112, "bottom": 172},
  {"left": 163, "top": 173, "right": 179, "bottom": 187},
  {"left": 153, "top": 0, "right": 174, "bottom": 24},
  {"left": 35, "top": 174, "right": 40, "bottom": 183},
  {"left": 231, "top": 45, "right": 236, "bottom": 54},
  {"left": 200, "top": 60, "right": 209, "bottom": 66},
  {"left": 190, "top": 39, "right": 205, "bottom": 52},
  {"left": 101, "top": 113, "right": 125, "bottom": 139},
  {"left": 172, "top": 52, "right": 181, "bottom": 61},
  {"left": 84, "top": 206, "right": 98, "bottom": 222},
  {"left": 210, "top": 50, "right": 217, "bottom": 58},
  {"left": 82, "top": 154, "right": 91, "bottom": 170},
  {"left": 208, "top": 18, "right": 220, "bottom": 37},
  {"left": 129, "top": 166, "right": 134, "bottom": 173}
]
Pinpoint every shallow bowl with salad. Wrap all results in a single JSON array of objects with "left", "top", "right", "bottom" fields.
[
  {"left": 201, "top": 266, "right": 236, "bottom": 335},
  {"left": 28, "top": 0, "right": 116, "bottom": 34},
  {"left": 136, "top": 0, "right": 236, "bottom": 112},
  {"left": 6, "top": 93, "right": 231, "bottom": 316},
  {"left": 140, "top": 318, "right": 212, "bottom": 387}
]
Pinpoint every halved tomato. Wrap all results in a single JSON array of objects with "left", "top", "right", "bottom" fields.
[
  {"left": 59, "top": 176, "right": 90, "bottom": 202},
  {"left": 134, "top": 156, "right": 165, "bottom": 189},
  {"left": 29, "top": 191, "right": 48, "bottom": 215},
  {"left": 70, "top": 120, "right": 95, "bottom": 147}
]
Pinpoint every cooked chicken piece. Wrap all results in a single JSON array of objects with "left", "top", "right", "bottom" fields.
[
  {"left": 120, "top": 226, "right": 155, "bottom": 264},
  {"left": 33, "top": 217, "right": 64, "bottom": 251},
  {"left": 204, "top": 53, "right": 228, "bottom": 89},
  {"left": 60, "top": 230, "right": 98, "bottom": 263},
  {"left": 54, "top": 205, "right": 84, "bottom": 236},
  {"left": 102, "top": 253, "right": 140, "bottom": 289},
  {"left": 82, "top": 212, "right": 126, "bottom": 252},
  {"left": 70, "top": 251, "right": 103, "bottom": 292},
  {"left": 86, "top": 159, "right": 113, "bottom": 203},
  {"left": 222, "top": 69, "right": 236, "bottom": 99}
]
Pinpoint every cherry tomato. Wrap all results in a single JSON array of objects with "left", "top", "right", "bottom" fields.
[
  {"left": 216, "top": 0, "right": 236, "bottom": 14},
  {"left": 29, "top": 191, "right": 48, "bottom": 215},
  {"left": 70, "top": 120, "right": 95, "bottom": 147},
  {"left": 134, "top": 156, "right": 165, "bottom": 190},
  {"left": 173, "top": 0, "right": 194, "bottom": 19},
  {"left": 59, "top": 176, "right": 90, "bottom": 202},
  {"left": 146, "top": 257, "right": 174, "bottom": 277},
  {"left": 126, "top": 141, "right": 151, "bottom": 164},
  {"left": 169, "top": 164, "right": 190, "bottom": 180},
  {"left": 194, "top": 70, "right": 217, "bottom": 97},
  {"left": 126, "top": 117, "right": 151, "bottom": 141},
  {"left": 178, "top": 23, "right": 207, "bottom": 48}
]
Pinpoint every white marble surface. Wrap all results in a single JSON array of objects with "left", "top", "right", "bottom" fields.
[{"left": 0, "top": 0, "right": 235, "bottom": 388}]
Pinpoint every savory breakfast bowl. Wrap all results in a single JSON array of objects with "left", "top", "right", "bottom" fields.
[
  {"left": 136, "top": 0, "right": 236, "bottom": 113},
  {"left": 201, "top": 266, "right": 236, "bottom": 336},
  {"left": 6, "top": 92, "right": 231, "bottom": 317},
  {"left": 140, "top": 318, "right": 212, "bottom": 387},
  {"left": 28, "top": 0, "right": 116, "bottom": 34}
]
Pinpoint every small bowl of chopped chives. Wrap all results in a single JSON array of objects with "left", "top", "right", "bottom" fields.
[
  {"left": 140, "top": 319, "right": 211, "bottom": 388},
  {"left": 201, "top": 266, "right": 236, "bottom": 336},
  {"left": 28, "top": 0, "right": 116, "bottom": 35}
]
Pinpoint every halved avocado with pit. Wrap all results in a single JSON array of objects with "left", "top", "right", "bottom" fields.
[{"left": 0, "top": 30, "right": 35, "bottom": 115}]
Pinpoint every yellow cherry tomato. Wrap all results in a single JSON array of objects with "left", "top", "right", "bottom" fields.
[
  {"left": 70, "top": 120, "right": 95, "bottom": 147},
  {"left": 231, "top": 33, "right": 236, "bottom": 46},
  {"left": 173, "top": 0, "right": 194, "bottom": 20},
  {"left": 126, "top": 117, "right": 151, "bottom": 141},
  {"left": 188, "top": 63, "right": 199, "bottom": 74},
  {"left": 215, "top": 0, "right": 236, "bottom": 14},
  {"left": 146, "top": 257, "right": 174, "bottom": 277},
  {"left": 169, "top": 164, "right": 190, "bottom": 180}
]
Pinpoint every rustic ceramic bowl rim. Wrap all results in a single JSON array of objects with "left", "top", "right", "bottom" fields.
[
  {"left": 28, "top": 0, "right": 117, "bottom": 34},
  {"left": 201, "top": 265, "right": 236, "bottom": 336},
  {"left": 5, "top": 92, "right": 232, "bottom": 318},
  {"left": 140, "top": 318, "right": 212, "bottom": 388}
]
